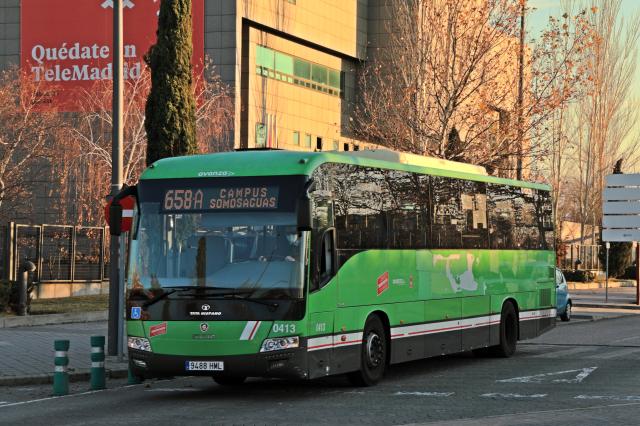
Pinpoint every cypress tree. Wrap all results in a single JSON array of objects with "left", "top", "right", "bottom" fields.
[{"left": 145, "top": 0, "right": 197, "bottom": 166}]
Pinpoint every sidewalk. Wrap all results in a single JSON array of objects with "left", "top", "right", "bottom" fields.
[
  {"left": 0, "top": 287, "right": 637, "bottom": 386},
  {"left": 0, "top": 320, "right": 128, "bottom": 386},
  {"left": 569, "top": 286, "right": 640, "bottom": 321},
  {"left": 572, "top": 287, "right": 640, "bottom": 310}
]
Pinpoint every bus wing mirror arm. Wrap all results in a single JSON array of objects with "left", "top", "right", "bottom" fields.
[
  {"left": 297, "top": 179, "right": 314, "bottom": 232},
  {"left": 109, "top": 203, "right": 123, "bottom": 236}
]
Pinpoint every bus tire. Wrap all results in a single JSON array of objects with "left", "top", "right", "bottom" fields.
[
  {"left": 347, "top": 315, "right": 387, "bottom": 387},
  {"left": 213, "top": 375, "right": 246, "bottom": 386},
  {"left": 490, "top": 302, "right": 518, "bottom": 357}
]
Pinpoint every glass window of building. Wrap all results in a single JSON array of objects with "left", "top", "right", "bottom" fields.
[
  {"left": 275, "top": 51, "right": 294, "bottom": 75},
  {"left": 333, "top": 140, "right": 339, "bottom": 150},
  {"left": 293, "top": 131, "right": 300, "bottom": 146},
  {"left": 255, "top": 45, "right": 342, "bottom": 97},
  {"left": 304, "top": 134, "right": 312, "bottom": 148},
  {"left": 294, "top": 58, "right": 311, "bottom": 80},
  {"left": 311, "top": 64, "right": 328, "bottom": 85},
  {"left": 256, "top": 45, "right": 274, "bottom": 69}
]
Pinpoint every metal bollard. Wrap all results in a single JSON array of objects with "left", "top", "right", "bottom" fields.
[
  {"left": 53, "top": 340, "right": 70, "bottom": 396},
  {"left": 127, "top": 366, "right": 142, "bottom": 385},
  {"left": 18, "top": 261, "right": 36, "bottom": 316},
  {"left": 90, "top": 336, "right": 106, "bottom": 390}
]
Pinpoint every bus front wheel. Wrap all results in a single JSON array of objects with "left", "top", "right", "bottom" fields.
[
  {"left": 347, "top": 315, "right": 387, "bottom": 386},
  {"left": 490, "top": 302, "right": 518, "bottom": 357}
]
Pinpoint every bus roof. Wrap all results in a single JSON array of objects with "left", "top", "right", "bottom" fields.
[{"left": 140, "top": 149, "right": 551, "bottom": 191}]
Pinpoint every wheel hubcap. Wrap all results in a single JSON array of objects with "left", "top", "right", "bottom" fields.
[{"left": 366, "top": 332, "right": 384, "bottom": 368}]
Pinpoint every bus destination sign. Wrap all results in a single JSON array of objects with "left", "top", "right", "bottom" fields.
[{"left": 162, "top": 186, "right": 279, "bottom": 212}]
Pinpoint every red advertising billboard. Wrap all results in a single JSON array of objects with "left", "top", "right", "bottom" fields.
[{"left": 21, "top": 0, "right": 204, "bottom": 110}]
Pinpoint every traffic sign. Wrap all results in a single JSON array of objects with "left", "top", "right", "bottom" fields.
[
  {"left": 602, "top": 174, "right": 640, "bottom": 242},
  {"left": 605, "top": 173, "right": 640, "bottom": 186},
  {"left": 602, "top": 173, "right": 640, "bottom": 306},
  {"left": 603, "top": 216, "right": 640, "bottom": 228},
  {"left": 603, "top": 187, "right": 640, "bottom": 201},
  {"left": 603, "top": 202, "right": 640, "bottom": 214},
  {"left": 104, "top": 195, "right": 135, "bottom": 233},
  {"left": 602, "top": 229, "right": 640, "bottom": 242}
]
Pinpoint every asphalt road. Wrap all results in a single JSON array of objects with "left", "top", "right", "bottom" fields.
[{"left": 2, "top": 317, "right": 640, "bottom": 425}]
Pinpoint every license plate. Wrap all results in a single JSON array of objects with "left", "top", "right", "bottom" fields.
[{"left": 185, "top": 361, "right": 224, "bottom": 371}]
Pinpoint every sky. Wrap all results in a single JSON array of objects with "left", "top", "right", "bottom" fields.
[{"left": 528, "top": 0, "right": 640, "bottom": 164}]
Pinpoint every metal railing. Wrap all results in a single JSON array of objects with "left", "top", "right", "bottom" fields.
[
  {"left": 558, "top": 244, "right": 601, "bottom": 271},
  {"left": 1, "top": 222, "right": 108, "bottom": 283}
]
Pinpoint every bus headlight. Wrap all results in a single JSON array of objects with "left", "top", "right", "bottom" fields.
[
  {"left": 260, "top": 336, "right": 300, "bottom": 352},
  {"left": 128, "top": 336, "right": 152, "bottom": 352}
]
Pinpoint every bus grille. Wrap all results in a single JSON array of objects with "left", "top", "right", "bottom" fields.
[{"left": 539, "top": 288, "right": 551, "bottom": 307}]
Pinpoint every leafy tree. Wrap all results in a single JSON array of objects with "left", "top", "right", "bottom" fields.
[
  {"left": 599, "top": 159, "right": 633, "bottom": 278},
  {"left": 145, "top": 0, "right": 197, "bottom": 165}
]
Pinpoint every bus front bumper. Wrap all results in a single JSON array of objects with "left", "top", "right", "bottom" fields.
[{"left": 128, "top": 348, "right": 309, "bottom": 380}]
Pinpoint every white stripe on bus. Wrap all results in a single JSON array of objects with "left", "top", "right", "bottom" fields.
[
  {"left": 239, "top": 321, "right": 261, "bottom": 340},
  {"left": 307, "top": 309, "right": 556, "bottom": 351}
]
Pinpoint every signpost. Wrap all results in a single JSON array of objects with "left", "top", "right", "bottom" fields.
[
  {"left": 602, "top": 173, "right": 640, "bottom": 305},
  {"left": 108, "top": 0, "right": 124, "bottom": 358}
]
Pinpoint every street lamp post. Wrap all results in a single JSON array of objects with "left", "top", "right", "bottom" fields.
[
  {"left": 108, "top": 0, "right": 124, "bottom": 357},
  {"left": 516, "top": 0, "right": 526, "bottom": 181}
]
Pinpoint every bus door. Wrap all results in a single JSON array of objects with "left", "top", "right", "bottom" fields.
[{"left": 306, "top": 228, "right": 337, "bottom": 379}]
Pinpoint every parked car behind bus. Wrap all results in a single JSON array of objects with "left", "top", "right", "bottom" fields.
[{"left": 556, "top": 268, "right": 572, "bottom": 322}]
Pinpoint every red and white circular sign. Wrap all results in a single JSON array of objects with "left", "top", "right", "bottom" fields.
[{"left": 104, "top": 195, "right": 136, "bottom": 233}]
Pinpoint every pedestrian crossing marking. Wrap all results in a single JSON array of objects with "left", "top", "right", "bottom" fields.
[
  {"left": 481, "top": 393, "right": 547, "bottom": 399},
  {"left": 497, "top": 367, "right": 597, "bottom": 384},
  {"left": 394, "top": 391, "right": 454, "bottom": 397}
]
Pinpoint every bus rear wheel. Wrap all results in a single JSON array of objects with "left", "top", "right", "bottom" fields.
[
  {"left": 347, "top": 315, "right": 387, "bottom": 387},
  {"left": 213, "top": 375, "right": 246, "bottom": 386},
  {"left": 490, "top": 302, "right": 518, "bottom": 357}
]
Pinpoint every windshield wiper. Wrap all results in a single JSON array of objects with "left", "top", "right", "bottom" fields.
[
  {"left": 142, "top": 286, "right": 280, "bottom": 311},
  {"left": 142, "top": 286, "right": 232, "bottom": 308},
  {"left": 217, "top": 293, "right": 279, "bottom": 311}
]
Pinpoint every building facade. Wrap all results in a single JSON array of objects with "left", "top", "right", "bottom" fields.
[
  {"left": 208, "top": 0, "right": 384, "bottom": 152},
  {"left": 0, "top": 0, "right": 524, "bottom": 223},
  {"left": 0, "top": 0, "right": 396, "bottom": 224},
  {"left": 0, "top": 0, "right": 390, "bottom": 154}
]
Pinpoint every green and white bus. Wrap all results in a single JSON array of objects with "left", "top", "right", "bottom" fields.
[{"left": 117, "top": 149, "right": 556, "bottom": 386}]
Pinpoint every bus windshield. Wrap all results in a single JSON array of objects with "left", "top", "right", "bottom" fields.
[{"left": 127, "top": 177, "right": 307, "bottom": 299}]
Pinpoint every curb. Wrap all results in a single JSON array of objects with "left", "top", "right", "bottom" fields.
[
  {"left": 568, "top": 280, "right": 636, "bottom": 290},
  {"left": 572, "top": 313, "right": 628, "bottom": 321},
  {"left": 0, "top": 367, "right": 129, "bottom": 387},
  {"left": 574, "top": 303, "right": 640, "bottom": 310},
  {"left": 0, "top": 310, "right": 108, "bottom": 328}
]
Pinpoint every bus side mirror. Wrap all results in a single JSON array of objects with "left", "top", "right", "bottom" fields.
[
  {"left": 297, "top": 196, "right": 312, "bottom": 232},
  {"left": 109, "top": 202, "right": 123, "bottom": 236}
]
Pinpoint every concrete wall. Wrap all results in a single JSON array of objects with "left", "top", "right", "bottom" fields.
[
  {"left": 205, "top": 0, "right": 238, "bottom": 86},
  {"left": 0, "top": 0, "right": 19, "bottom": 71},
  {"left": 34, "top": 281, "right": 109, "bottom": 300}
]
